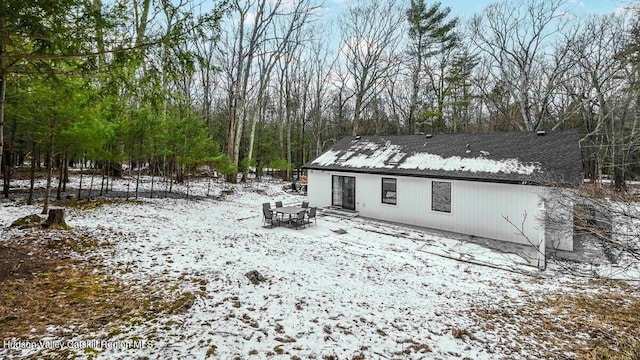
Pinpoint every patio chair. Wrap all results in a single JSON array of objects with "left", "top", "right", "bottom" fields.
[
  {"left": 306, "top": 207, "right": 317, "bottom": 226},
  {"left": 263, "top": 207, "right": 278, "bottom": 228},
  {"left": 262, "top": 202, "right": 271, "bottom": 222},
  {"left": 301, "top": 200, "right": 309, "bottom": 208},
  {"left": 274, "top": 201, "right": 284, "bottom": 222},
  {"left": 292, "top": 210, "right": 307, "bottom": 229}
]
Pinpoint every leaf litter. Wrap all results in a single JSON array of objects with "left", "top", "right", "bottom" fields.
[{"left": 0, "top": 175, "right": 638, "bottom": 359}]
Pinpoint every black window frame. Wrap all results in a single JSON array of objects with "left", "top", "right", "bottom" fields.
[
  {"left": 381, "top": 177, "right": 397, "bottom": 205},
  {"left": 431, "top": 181, "right": 451, "bottom": 213}
]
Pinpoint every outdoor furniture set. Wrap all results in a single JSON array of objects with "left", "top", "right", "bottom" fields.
[{"left": 262, "top": 200, "right": 317, "bottom": 229}]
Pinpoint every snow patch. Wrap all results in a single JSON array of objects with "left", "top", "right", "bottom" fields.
[
  {"left": 311, "top": 142, "right": 404, "bottom": 169},
  {"left": 311, "top": 139, "right": 540, "bottom": 175},
  {"left": 399, "top": 153, "right": 540, "bottom": 175},
  {"left": 2, "top": 176, "right": 635, "bottom": 359}
]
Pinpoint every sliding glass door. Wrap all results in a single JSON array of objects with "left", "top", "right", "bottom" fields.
[{"left": 332, "top": 175, "right": 356, "bottom": 210}]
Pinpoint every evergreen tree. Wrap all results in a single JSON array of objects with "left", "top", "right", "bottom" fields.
[{"left": 405, "top": 0, "right": 458, "bottom": 134}]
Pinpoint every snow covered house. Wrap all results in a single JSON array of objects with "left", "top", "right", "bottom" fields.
[{"left": 303, "top": 130, "right": 583, "bottom": 251}]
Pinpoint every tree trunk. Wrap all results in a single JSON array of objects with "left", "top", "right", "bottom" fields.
[
  {"left": 43, "top": 208, "right": 69, "bottom": 229},
  {"left": 286, "top": 90, "right": 293, "bottom": 181},
  {"left": 409, "top": 34, "right": 423, "bottom": 134},
  {"left": 42, "top": 121, "right": 54, "bottom": 215},
  {"left": 232, "top": 102, "right": 245, "bottom": 184},
  {"left": 150, "top": 151, "right": 155, "bottom": 199},
  {"left": 168, "top": 157, "right": 174, "bottom": 194},
  {"left": 105, "top": 161, "right": 110, "bottom": 193},
  {"left": 246, "top": 105, "right": 260, "bottom": 182},
  {"left": 77, "top": 151, "right": 84, "bottom": 200},
  {"left": 27, "top": 142, "right": 36, "bottom": 205},
  {"left": 88, "top": 163, "right": 95, "bottom": 200},
  {"left": 99, "top": 163, "right": 106, "bottom": 196},
  {"left": 353, "top": 93, "right": 363, "bottom": 136},
  {"left": 135, "top": 159, "right": 141, "bottom": 199},
  {"left": 0, "top": 51, "right": 6, "bottom": 178},
  {"left": 56, "top": 154, "right": 64, "bottom": 200},
  {"left": 42, "top": 152, "right": 53, "bottom": 215},
  {"left": 2, "top": 149, "right": 8, "bottom": 198},
  {"left": 62, "top": 153, "right": 68, "bottom": 192},
  {"left": 278, "top": 88, "right": 285, "bottom": 159}
]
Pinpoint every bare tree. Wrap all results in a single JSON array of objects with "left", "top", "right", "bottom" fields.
[
  {"left": 224, "top": 0, "right": 275, "bottom": 182},
  {"left": 566, "top": 14, "right": 634, "bottom": 188},
  {"left": 384, "top": 69, "right": 411, "bottom": 135},
  {"left": 306, "top": 26, "right": 338, "bottom": 157},
  {"left": 244, "top": 0, "right": 320, "bottom": 181},
  {"left": 339, "top": 0, "right": 404, "bottom": 136},
  {"left": 470, "top": 0, "right": 574, "bottom": 131},
  {"left": 556, "top": 185, "right": 640, "bottom": 275},
  {"left": 192, "top": 6, "right": 222, "bottom": 130},
  {"left": 219, "top": 0, "right": 320, "bottom": 182}
]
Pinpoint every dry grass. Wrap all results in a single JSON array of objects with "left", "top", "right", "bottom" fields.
[
  {"left": 274, "top": 337, "right": 297, "bottom": 343},
  {"left": 0, "top": 231, "right": 199, "bottom": 344},
  {"left": 52, "top": 198, "right": 143, "bottom": 211},
  {"left": 9, "top": 214, "right": 43, "bottom": 229},
  {"left": 395, "top": 338, "right": 431, "bottom": 355},
  {"left": 45, "top": 233, "right": 113, "bottom": 254},
  {"left": 451, "top": 328, "right": 476, "bottom": 340},
  {"left": 0, "top": 262, "right": 198, "bottom": 341},
  {"left": 470, "top": 279, "right": 640, "bottom": 359},
  {"left": 548, "top": 283, "right": 640, "bottom": 359},
  {"left": 1, "top": 264, "right": 142, "bottom": 337},
  {"left": 579, "top": 184, "right": 639, "bottom": 203}
]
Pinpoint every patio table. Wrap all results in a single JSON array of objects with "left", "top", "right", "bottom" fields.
[{"left": 274, "top": 206, "right": 305, "bottom": 225}]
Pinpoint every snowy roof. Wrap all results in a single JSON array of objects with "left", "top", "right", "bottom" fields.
[{"left": 304, "top": 130, "right": 583, "bottom": 185}]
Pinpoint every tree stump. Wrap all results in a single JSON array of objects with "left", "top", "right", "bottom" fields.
[{"left": 42, "top": 209, "right": 70, "bottom": 229}]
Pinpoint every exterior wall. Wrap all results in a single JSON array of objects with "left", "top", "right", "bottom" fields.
[
  {"left": 307, "top": 169, "right": 573, "bottom": 251},
  {"left": 542, "top": 189, "right": 574, "bottom": 251},
  {"left": 307, "top": 170, "right": 334, "bottom": 209}
]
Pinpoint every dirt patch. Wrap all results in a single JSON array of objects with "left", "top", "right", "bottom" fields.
[
  {"left": 0, "top": 243, "right": 55, "bottom": 281},
  {"left": 52, "top": 197, "right": 144, "bottom": 211},
  {"left": 0, "top": 264, "right": 139, "bottom": 337},
  {"left": 469, "top": 279, "right": 640, "bottom": 359},
  {"left": 44, "top": 232, "right": 113, "bottom": 254},
  {"left": 0, "top": 230, "right": 198, "bottom": 345}
]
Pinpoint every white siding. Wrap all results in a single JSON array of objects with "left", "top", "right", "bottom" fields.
[
  {"left": 307, "top": 170, "right": 333, "bottom": 208},
  {"left": 307, "top": 170, "right": 573, "bottom": 251},
  {"left": 542, "top": 190, "right": 574, "bottom": 251}
]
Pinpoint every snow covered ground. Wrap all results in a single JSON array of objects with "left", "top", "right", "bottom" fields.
[{"left": 1, "top": 176, "right": 638, "bottom": 359}]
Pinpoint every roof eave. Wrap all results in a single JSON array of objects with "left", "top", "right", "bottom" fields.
[{"left": 303, "top": 165, "right": 544, "bottom": 186}]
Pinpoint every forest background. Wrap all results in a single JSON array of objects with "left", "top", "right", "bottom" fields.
[{"left": 1, "top": 0, "right": 640, "bottom": 198}]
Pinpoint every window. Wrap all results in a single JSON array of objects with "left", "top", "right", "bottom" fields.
[
  {"left": 432, "top": 181, "right": 451, "bottom": 213},
  {"left": 382, "top": 178, "right": 397, "bottom": 205}
]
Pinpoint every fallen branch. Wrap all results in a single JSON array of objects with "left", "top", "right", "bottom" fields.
[
  {"left": 237, "top": 215, "right": 260, "bottom": 221},
  {"left": 355, "top": 226, "right": 420, "bottom": 244},
  {"left": 417, "top": 249, "right": 541, "bottom": 278},
  {"left": 355, "top": 224, "right": 541, "bottom": 276}
]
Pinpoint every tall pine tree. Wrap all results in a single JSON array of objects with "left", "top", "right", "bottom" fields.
[{"left": 405, "top": 0, "right": 458, "bottom": 134}]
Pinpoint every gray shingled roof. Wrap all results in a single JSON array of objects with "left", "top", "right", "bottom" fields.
[{"left": 303, "top": 130, "right": 583, "bottom": 185}]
